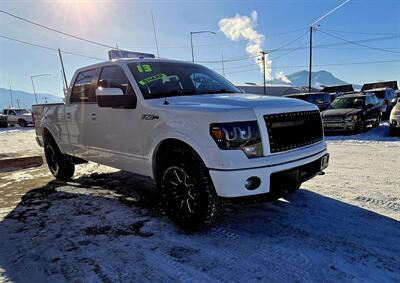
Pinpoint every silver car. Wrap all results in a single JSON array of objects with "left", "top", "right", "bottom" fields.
[{"left": 389, "top": 98, "right": 400, "bottom": 136}]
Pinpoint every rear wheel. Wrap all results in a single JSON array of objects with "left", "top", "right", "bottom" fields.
[
  {"left": 157, "top": 147, "right": 222, "bottom": 231},
  {"left": 44, "top": 138, "right": 74, "bottom": 181}
]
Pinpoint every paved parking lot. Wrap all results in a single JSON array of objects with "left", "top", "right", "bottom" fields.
[{"left": 0, "top": 126, "right": 399, "bottom": 282}]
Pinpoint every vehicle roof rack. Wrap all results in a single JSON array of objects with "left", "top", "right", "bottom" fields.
[
  {"left": 320, "top": 84, "right": 354, "bottom": 93},
  {"left": 361, "top": 81, "right": 398, "bottom": 91},
  {"left": 108, "top": 50, "right": 155, "bottom": 60}
]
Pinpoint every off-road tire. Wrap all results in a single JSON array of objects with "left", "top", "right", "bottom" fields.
[
  {"left": 156, "top": 147, "right": 222, "bottom": 231},
  {"left": 44, "top": 138, "right": 75, "bottom": 181}
]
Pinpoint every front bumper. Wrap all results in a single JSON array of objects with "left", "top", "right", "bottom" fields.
[
  {"left": 323, "top": 121, "right": 358, "bottom": 131},
  {"left": 209, "top": 149, "right": 328, "bottom": 198}
]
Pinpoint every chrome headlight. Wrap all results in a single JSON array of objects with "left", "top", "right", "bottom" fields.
[{"left": 210, "top": 121, "right": 263, "bottom": 158}]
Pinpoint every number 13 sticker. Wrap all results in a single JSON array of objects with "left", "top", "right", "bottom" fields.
[{"left": 136, "top": 64, "right": 152, "bottom": 73}]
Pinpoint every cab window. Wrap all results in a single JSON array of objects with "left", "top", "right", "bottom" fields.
[
  {"left": 70, "top": 69, "right": 97, "bottom": 103},
  {"left": 97, "top": 66, "right": 135, "bottom": 95}
]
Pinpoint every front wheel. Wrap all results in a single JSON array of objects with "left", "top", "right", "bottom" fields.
[
  {"left": 355, "top": 120, "right": 365, "bottom": 134},
  {"left": 44, "top": 140, "right": 75, "bottom": 181},
  {"left": 157, "top": 148, "right": 222, "bottom": 231},
  {"left": 18, "top": 119, "right": 27, "bottom": 127}
]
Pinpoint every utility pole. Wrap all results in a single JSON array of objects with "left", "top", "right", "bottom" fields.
[
  {"left": 221, "top": 54, "right": 225, "bottom": 77},
  {"left": 58, "top": 49, "right": 68, "bottom": 97},
  {"left": 260, "top": 51, "right": 267, "bottom": 96},
  {"left": 9, "top": 85, "right": 13, "bottom": 107},
  {"left": 308, "top": 0, "right": 351, "bottom": 92},
  {"left": 308, "top": 26, "right": 313, "bottom": 92}
]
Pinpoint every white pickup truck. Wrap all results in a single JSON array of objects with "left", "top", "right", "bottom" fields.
[
  {"left": 33, "top": 58, "right": 329, "bottom": 230},
  {"left": 3, "top": 108, "right": 34, "bottom": 127}
]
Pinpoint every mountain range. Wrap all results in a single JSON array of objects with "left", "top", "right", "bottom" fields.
[
  {"left": 0, "top": 88, "right": 63, "bottom": 110},
  {"left": 285, "top": 70, "right": 362, "bottom": 90}
]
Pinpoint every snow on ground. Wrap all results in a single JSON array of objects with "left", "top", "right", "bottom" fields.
[
  {"left": 0, "top": 127, "right": 41, "bottom": 158},
  {"left": 0, "top": 125, "right": 399, "bottom": 282}
]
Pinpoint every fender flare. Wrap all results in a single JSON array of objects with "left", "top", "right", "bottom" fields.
[{"left": 149, "top": 131, "right": 211, "bottom": 178}]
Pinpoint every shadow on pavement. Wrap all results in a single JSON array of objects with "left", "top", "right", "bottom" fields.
[{"left": 0, "top": 171, "right": 399, "bottom": 282}]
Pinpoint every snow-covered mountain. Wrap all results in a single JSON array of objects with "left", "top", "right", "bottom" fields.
[
  {"left": 0, "top": 88, "right": 63, "bottom": 110},
  {"left": 286, "top": 70, "right": 362, "bottom": 90}
]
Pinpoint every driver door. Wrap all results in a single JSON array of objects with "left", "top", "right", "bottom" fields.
[{"left": 90, "top": 65, "right": 145, "bottom": 174}]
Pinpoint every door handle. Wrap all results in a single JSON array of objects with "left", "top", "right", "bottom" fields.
[{"left": 91, "top": 113, "right": 97, "bottom": 120}]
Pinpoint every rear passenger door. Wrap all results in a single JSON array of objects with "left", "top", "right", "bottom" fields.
[{"left": 65, "top": 68, "right": 99, "bottom": 159}]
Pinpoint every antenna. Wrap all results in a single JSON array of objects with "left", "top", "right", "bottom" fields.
[
  {"left": 151, "top": 11, "right": 160, "bottom": 57},
  {"left": 58, "top": 49, "right": 68, "bottom": 97}
]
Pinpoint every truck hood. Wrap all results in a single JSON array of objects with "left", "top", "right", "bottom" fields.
[
  {"left": 322, "top": 108, "right": 363, "bottom": 117},
  {"left": 158, "top": 93, "right": 316, "bottom": 112}
]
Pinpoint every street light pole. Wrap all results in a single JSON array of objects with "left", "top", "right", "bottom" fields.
[
  {"left": 31, "top": 74, "right": 51, "bottom": 104},
  {"left": 190, "top": 31, "right": 216, "bottom": 63}
]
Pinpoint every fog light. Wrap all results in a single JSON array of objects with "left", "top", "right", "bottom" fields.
[{"left": 244, "top": 177, "right": 261, "bottom": 190}]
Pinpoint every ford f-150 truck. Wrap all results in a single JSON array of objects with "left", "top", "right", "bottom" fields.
[{"left": 33, "top": 58, "right": 329, "bottom": 230}]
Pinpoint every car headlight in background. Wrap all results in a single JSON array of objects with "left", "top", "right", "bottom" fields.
[{"left": 210, "top": 121, "right": 263, "bottom": 158}]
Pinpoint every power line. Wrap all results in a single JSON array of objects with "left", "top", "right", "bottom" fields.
[
  {"left": 268, "top": 31, "right": 309, "bottom": 53},
  {"left": 224, "top": 58, "right": 400, "bottom": 75},
  {"left": 318, "top": 30, "right": 400, "bottom": 54},
  {"left": 0, "top": 34, "right": 106, "bottom": 61},
  {"left": 318, "top": 28, "right": 400, "bottom": 36},
  {"left": 0, "top": 9, "right": 117, "bottom": 49}
]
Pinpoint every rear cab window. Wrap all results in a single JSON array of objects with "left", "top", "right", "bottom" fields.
[{"left": 70, "top": 69, "right": 98, "bottom": 103}]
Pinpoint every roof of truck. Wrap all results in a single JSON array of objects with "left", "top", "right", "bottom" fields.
[{"left": 76, "top": 58, "right": 196, "bottom": 72}]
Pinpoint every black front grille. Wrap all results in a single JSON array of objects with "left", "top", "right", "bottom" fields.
[{"left": 264, "top": 110, "right": 323, "bottom": 153}]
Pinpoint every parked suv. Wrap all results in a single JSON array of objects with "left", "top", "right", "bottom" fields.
[
  {"left": 322, "top": 93, "right": 381, "bottom": 133},
  {"left": 363, "top": 88, "right": 396, "bottom": 120},
  {"left": 3, "top": 108, "right": 33, "bottom": 127},
  {"left": 389, "top": 98, "right": 400, "bottom": 136},
  {"left": 0, "top": 114, "right": 7, "bottom": 128},
  {"left": 33, "top": 58, "right": 329, "bottom": 230},
  {"left": 284, "top": 92, "right": 331, "bottom": 111}
]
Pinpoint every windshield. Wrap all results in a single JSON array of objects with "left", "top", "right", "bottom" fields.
[
  {"left": 128, "top": 62, "right": 240, "bottom": 99},
  {"left": 329, "top": 97, "right": 365, "bottom": 109},
  {"left": 15, "top": 109, "right": 30, "bottom": 114}
]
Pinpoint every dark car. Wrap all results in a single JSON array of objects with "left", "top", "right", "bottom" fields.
[
  {"left": 284, "top": 92, "right": 331, "bottom": 111},
  {"left": 321, "top": 93, "right": 381, "bottom": 133}
]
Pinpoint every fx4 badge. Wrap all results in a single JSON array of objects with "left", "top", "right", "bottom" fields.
[{"left": 141, "top": 114, "right": 159, "bottom": 120}]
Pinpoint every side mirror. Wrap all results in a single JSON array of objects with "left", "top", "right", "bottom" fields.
[
  {"left": 96, "top": 87, "right": 137, "bottom": 109},
  {"left": 391, "top": 98, "right": 397, "bottom": 107}
]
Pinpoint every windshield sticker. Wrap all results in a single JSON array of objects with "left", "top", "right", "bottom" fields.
[
  {"left": 136, "top": 64, "right": 153, "bottom": 73},
  {"left": 138, "top": 73, "right": 167, "bottom": 85}
]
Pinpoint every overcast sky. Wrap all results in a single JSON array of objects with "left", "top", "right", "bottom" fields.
[{"left": 0, "top": 0, "right": 399, "bottom": 96}]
